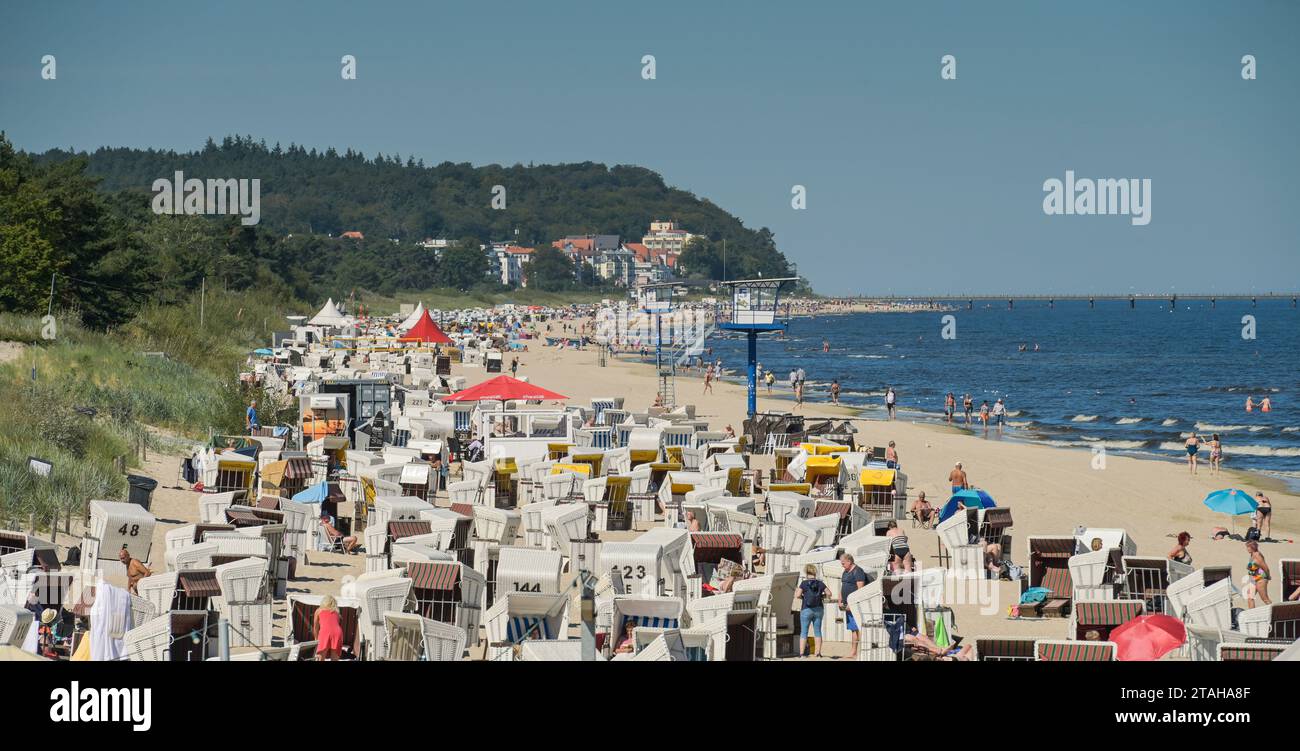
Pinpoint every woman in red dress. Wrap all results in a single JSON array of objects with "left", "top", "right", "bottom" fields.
[{"left": 313, "top": 594, "right": 344, "bottom": 661}]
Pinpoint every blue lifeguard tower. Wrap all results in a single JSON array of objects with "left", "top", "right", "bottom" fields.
[{"left": 717, "top": 277, "right": 798, "bottom": 418}]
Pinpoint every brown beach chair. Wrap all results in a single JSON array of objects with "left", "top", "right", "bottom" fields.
[
  {"left": 974, "top": 637, "right": 1037, "bottom": 661},
  {"left": 1034, "top": 639, "right": 1116, "bottom": 662}
]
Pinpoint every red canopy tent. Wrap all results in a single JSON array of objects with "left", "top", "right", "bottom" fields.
[
  {"left": 443, "top": 375, "right": 568, "bottom": 402},
  {"left": 402, "top": 310, "right": 453, "bottom": 344}
]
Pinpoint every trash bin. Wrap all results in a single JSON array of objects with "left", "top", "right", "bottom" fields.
[{"left": 126, "top": 475, "right": 157, "bottom": 510}]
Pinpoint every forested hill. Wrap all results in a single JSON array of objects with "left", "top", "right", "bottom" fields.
[{"left": 34, "top": 136, "right": 794, "bottom": 279}]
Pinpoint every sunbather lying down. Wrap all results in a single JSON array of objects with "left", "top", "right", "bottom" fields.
[{"left": 905, "top": 633, "right": 974, "bottom": 661}]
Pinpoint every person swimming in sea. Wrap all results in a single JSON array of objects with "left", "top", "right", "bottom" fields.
[
  {"left": 1246, "top": 396, "right": 1254, "bottom": 412},
  {"left": 1260, "top": 396, "right": 1272, "bottom": 413}
]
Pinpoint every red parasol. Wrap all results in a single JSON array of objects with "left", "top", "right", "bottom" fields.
[
  {"left": 442, "top": 375, "right": 568, "bottom": 402},
  {"left": 1110, "top": 614, "right": 1186, "bottom": 661}
]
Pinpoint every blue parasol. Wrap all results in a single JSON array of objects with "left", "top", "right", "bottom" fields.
[
  {"left": 1202, "top": 488, "right": 1257, "bottom": 516},
  {"left": 938, "top": 489, "right": 996, "bottom": 523}
]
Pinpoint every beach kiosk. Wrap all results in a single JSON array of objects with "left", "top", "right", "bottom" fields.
[{"left": 717, "top": 277, "right": 798, "bottom": 418}]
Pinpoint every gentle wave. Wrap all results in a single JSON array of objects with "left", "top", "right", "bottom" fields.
[
  {"left": 1157, "top": 442, "right": 1300, "bottom": 457},
  {"left": 1115, "top": 417, "right": 1144, "bottom": 425},
  {"left": 1194, "top": 423, "right": 1254, "bottom": 433},
  {"left": 1284, "top": 427, "right": 1300, "bottom": 433},
  {"left": 1071, "top": 415, "right": 1099, "bottom": 422},
  {"left": 1161, "top": 418, "right": 1180, "bottom": 426}
]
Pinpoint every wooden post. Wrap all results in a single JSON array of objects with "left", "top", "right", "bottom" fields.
[{"left": 28, "top": 511, "right": 36, "bottom": 534}]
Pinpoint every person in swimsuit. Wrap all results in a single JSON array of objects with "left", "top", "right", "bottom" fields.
[
  {"left": 945, "top": 392, "right": 956, "bottom": 424},
  {"left": 1168, "top": 531, "right": 1192, "bottom": 566},
  {"left": 885, "top": 441, "right": 899, "bottom": 469},
  {"left": 1184, "top": 432, "right": 1200, "bottom": 474},
  {"left": 962, "top": 394, "right": 973, "bottom": 424},
  {"left": 1261, "top": 396, "right": 1272, "bottom": 412},
  {"left": 1245, "top": 541, "right": 1271, "bottom": 606},
  {"left": 1245, "top": 396, "right": 1254, "bottom": 412},
  {"left": 830, "top": 380, "right": 841, "bottom": 405},
  {"left": 314, "top": 594, "right": 345, "bottom": 661},
  {"left": 1209, "top": 433, "right": 1222, "bottom": 475},
  {"left": 1254, "top": 491, "right": 1272, "bottom": 540},
  {"left": 979, "top": 401, "right": 990, "bottom": 433},
  {"left": 948, "top": 462, "right": 968, "bottom": 493}
]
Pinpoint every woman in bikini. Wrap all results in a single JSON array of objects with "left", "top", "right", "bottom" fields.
[
  {"left": 1245, "top": 541, "right": 1271, "bottom": 607},
  {"left": 1168, "top": 531, "right": 1192, "bottom": 566},
  {"left": 1254, "top": 491, "right": 1272, "bottom": 540},
  {"left": 1209, "top": 433, "right": 1223, "bottom": 475}
]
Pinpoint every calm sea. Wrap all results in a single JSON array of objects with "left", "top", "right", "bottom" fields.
[{"left": 705, "top": 299, "right": 1300, "bottom": 484}]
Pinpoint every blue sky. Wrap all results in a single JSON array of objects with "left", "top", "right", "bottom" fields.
[{"left": 3, "top": 0, "right": 1297, "bottom": 295}]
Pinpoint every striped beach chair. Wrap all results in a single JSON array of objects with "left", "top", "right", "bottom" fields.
[
  {"left": 1217, "top": 641, "right": 1287, "bottom": 662},
  {"left": 974, "top": 637, "right": 1037, "bottom": 661},
  {"left": 1071, "top": 600, "right": 1145, "bottom": 641},
  {"left": 1034, "top": 639, "right": 1117, "bottom": 662}
]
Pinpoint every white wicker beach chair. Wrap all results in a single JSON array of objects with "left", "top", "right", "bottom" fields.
[
  {"left": 353, "top": 575, "right": 414, "bottom": 659},
  {"left": 383, "top": 611, "right": 465, "bottom": 661},
  {"left": 495, "top": 547, "right": 566, "bottom": 601},
  {"left": 0, "top": 604, "right": 33, "bottom": 646},
  {"left": 484, "top": 591, "right": 571, "bottom": 661},
  {"left": 540, "top": 503, "right": 588, "bottom": 553}
]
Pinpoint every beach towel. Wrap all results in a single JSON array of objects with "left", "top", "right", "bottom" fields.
[
  {"left": 1019, "top": 587, "right": 1052, "bottom": 605},
  {"left": 90, "top": 581, "right": 133, "bottom": 661},
  {"left": 932, "top": 615, "right": 951, "bottom": 648}
]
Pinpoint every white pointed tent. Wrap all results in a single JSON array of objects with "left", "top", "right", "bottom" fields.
[
  {"left": 398, "top": 302, "right": 427, "bottom": 332},
  {"left": 309, "top": 298, "right": 350, "bottom": 327}
]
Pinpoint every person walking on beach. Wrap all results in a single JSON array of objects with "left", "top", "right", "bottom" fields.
[
  {"left": 1245, "top": 541, "right": 1271, "bottom": 606},
  {"left": 991, "top": 398, "right": 1006, "bottom": 432},
  {"left": 1184, "top": 432, "right": 1201, "bottom": 474},
  {"left": 962, "top": 393, "right": 973, "bottom": 424},
  {"left": 945, "top": 392, "right": 956, "bottom": 425},
  {"left": 765, "top": 369, "right": 775, "bottom": 393},
  {"left": 703, "top": 364, "right": 714, "bottom": 394},
  {"left": 885, "top": 441, "right": 898, "bottom": 469},
  {"left": 509, "top": 357, "right": 519, "bottom": 378},
  {"left": 246, "top": 400, "right": 259, "bottom": 432},
  {"left": 978, "top": 400, "right": 990, "bottom": 432},
  {"left": 949, "top": 462, "right": 968, "bottom": 493},
  {"left": 840, "top": 554, "right": 867, "bottom": 658},
  {"left": 1209, "top": 433, "right": 1223, "bottom": 475},
  {"left": 830, "top": 380, "right": 841, "bottom": 405},
  {"left": 788, "top": 369, "right": 798, "bottom": 393},
  {"left": 885, "top": 387, "right": 897, "bottom": 420},
  {"left": 797, "top": 564, "right": 828, "bottom": 658}
]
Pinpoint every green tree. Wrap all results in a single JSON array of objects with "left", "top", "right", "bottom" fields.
[
  {"left": 435, "top": 237, "right": 488, "bottom": 291},
  {"left": 526, "top": 246, "right": 576, "bottom": 291}
]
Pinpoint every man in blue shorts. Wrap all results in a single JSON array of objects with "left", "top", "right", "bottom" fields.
[{"left": 840, "top": 553, "right": 867, "bottom": 658}]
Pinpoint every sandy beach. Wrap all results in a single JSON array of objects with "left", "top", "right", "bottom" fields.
[
  {"left": 40, "top": 327, "right": 1294, "bottom": 658},
  {"left": 496, "top": 334, "right": 1298, "bottom": 644}
]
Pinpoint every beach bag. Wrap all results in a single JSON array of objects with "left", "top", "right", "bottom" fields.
[
  {"left": 1245, "top": 527, "right": 1261, "bottom": 542},
  {"left": 1019, "top": 587, "right": 1052, "bottom": 605},
  {"left": 1007, "top": 564, "right": 1023, "bottom": 581}
]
